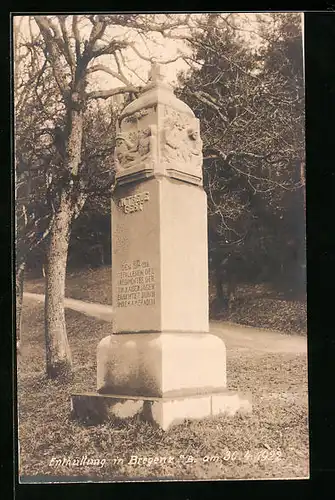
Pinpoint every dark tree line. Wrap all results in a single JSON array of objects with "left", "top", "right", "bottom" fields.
[{"left": 175, "top": 13, "right": 305, "bottom": 304}]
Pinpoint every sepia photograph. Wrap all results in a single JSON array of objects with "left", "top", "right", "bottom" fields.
[{"left": 14, "top": 12, "right": 308, "bottom": 482}]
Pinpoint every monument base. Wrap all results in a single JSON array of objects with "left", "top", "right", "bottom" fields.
[
  {"left": 70, "top": 391, "right": 252, "bottom": 431},
  {"left": 72, "top": 332, "right": 252, "bottom": 430},
  {"left": 97, "top": 332, "right": 227, "bottom": 397}
]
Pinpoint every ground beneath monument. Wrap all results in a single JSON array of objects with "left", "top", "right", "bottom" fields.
[
  {"left": 23, "top": 292, "right": 307, "bottom": 354},
  {"left": 17, "top": 296, "right": 309, "bottom": 481}
]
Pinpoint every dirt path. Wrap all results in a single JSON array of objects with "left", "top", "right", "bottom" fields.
[
  {"left": 210, "top": 320, "right": 306, "bottom": 354},
  {"left": 23, "top": 292, "right": 114, "bottom": 322},
  {"left": 23, "top": 292, "right": 307, "bottom": 354}
]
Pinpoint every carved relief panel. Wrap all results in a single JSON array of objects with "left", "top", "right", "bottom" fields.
[
  {"left": 114, "top": 102, "right": 203, "bottom": 184},
  {"left": 160, "top": 106, "right": 203, "bottom": 178},
  {"left": 114, "top": 107, "right": 157, "bottom": 173}
]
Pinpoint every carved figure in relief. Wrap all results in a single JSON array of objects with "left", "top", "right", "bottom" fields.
[
  {"left": 161, "top": 115, "right": 203, "bottom": 171},
  {"left": 137, "top": 128, "right": 150, "bottom": 157},
  {"left": 114, "top": 125, "right": 158, "bottom": 171},
  {"left": 162, "top": 119, "right": 185, "bottom": 162},
  {"left": 148, "top": 124, "right": 158, "bottom": 160},
  {"left": 187, "top": 126, "right": 203, "bottom": 160},
  {"left": 131, "top": 125, "right": 157, "bottom": 161},
  {"left": 137, "top": 127, "right": 155, "bottom": 157},
  {"left": 114, "top": 133, "right": 140, "bottom": 171}
]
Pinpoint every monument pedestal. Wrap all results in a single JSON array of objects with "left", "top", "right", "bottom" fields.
[
  {"left": 96, "top": 332, "right": 227, "bottom": 397},
  {"left": 71, "top": 390, "right": 252, "bottom": 431},
  {"left": 71, "top": 332, "right": 251, "bottom": 430},
  {"left": 71, "top": 64, "right": 252, "bottom": 430}
]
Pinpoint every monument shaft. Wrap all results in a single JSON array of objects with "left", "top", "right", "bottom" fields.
[{"left": 112, "top": 177, "right": 209, "bottom": 334}]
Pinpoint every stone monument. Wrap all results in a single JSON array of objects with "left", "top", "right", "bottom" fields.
[{"left": 71, "top": 63, "right": 251, "bottom": 430}]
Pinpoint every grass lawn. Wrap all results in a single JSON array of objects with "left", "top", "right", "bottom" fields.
[
  {"left": 25, "top": 267, "right": 113, "bottom": 305},
  {"left": 17, "top": 298, "right": 309, "bottom": 482}
]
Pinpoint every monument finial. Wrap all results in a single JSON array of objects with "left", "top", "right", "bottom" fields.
[{"left": 148, "top": 60, "right": 164, "bottom": 85}]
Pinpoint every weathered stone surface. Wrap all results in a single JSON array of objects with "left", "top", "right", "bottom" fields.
[
  {"left": 71, "top": 391, "right": 252, "bottom": 431},
  {"left": 97, "top": 333, "right": 226, "bottom": 397},
  {"left": 114, "top": 64, "right": 203, "bottom": 187},
  {"left": 159, "top": 178, "right": 208, "bottom": 332},
  {"left": 79, "top": 63, "right": 253, "bottom": 431},
  {"left": 111, "top": 178, "right": 161, "bottom": 333},
  {"left": 111, "top": 176, "right": 209, "bottom": 334},
  {"left": 110, "top": 63, "right": 209, "bottom": 336}
]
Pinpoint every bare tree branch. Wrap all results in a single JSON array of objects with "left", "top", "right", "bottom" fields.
[
  {"left": 87, "top": 63, "right": 131, "bottom": 86},
  {"left": 129, "top": 42, "right": 184, "bottom": 64},
  {"left": 58, "top": 16, "right": 76, "bottom": 75},
  {"left": 92, "top": 38, "right": 128, "bottom": 57},
  {"left": 186, "top": 88, "right": 228, "bottom": 126},
  {"left": 114, "top": 50, "right": 131, "bottom": 83},
  {"left": 72, "top": 15, "right": 81, "bottom": 61},
  {"left": 87, "top": 16, "right": 107, "bottom": 49},
  {"left": 86, "top": 85, "right": 138, "bottom": 100},
  {"left": 34, "top": 16, "right": 70, "bottom": 98}
]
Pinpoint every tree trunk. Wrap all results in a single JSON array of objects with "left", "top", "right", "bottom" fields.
[
  {"left": 227, "top": 276, "right": 237, "bottom": 312},
  {"left": 212, "top": 253, "right": 224, "bottom": 301},
  {"left": 44, "top": 194, "right": 73, "bottom": 379},
  {"left": 16, "top": 260, "right": 25, "bottom": 352},
  {"left": 215, "top": 272, "right": 224, "bottom": 300},
  {"left": 44, "top": 95, "right": 86, "bottom": 379},
  {"left": 100, "top": 244, "right": 105, "bottom": 266}
]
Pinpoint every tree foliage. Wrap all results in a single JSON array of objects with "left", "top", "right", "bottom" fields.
[{"left": 176, "top": 13, "right": 305, "bottom": 299}]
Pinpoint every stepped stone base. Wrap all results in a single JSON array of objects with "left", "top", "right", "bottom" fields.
[{"left": 70, "top": 391, "right": 252, "bottom": 431}]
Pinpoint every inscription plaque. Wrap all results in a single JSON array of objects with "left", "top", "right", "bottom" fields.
[
  {"left": 116, "top": 259, "right": 156, "bottom": 308},
  {"left": 118, "top": 192, "right": 150, "bottom": 214}
]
